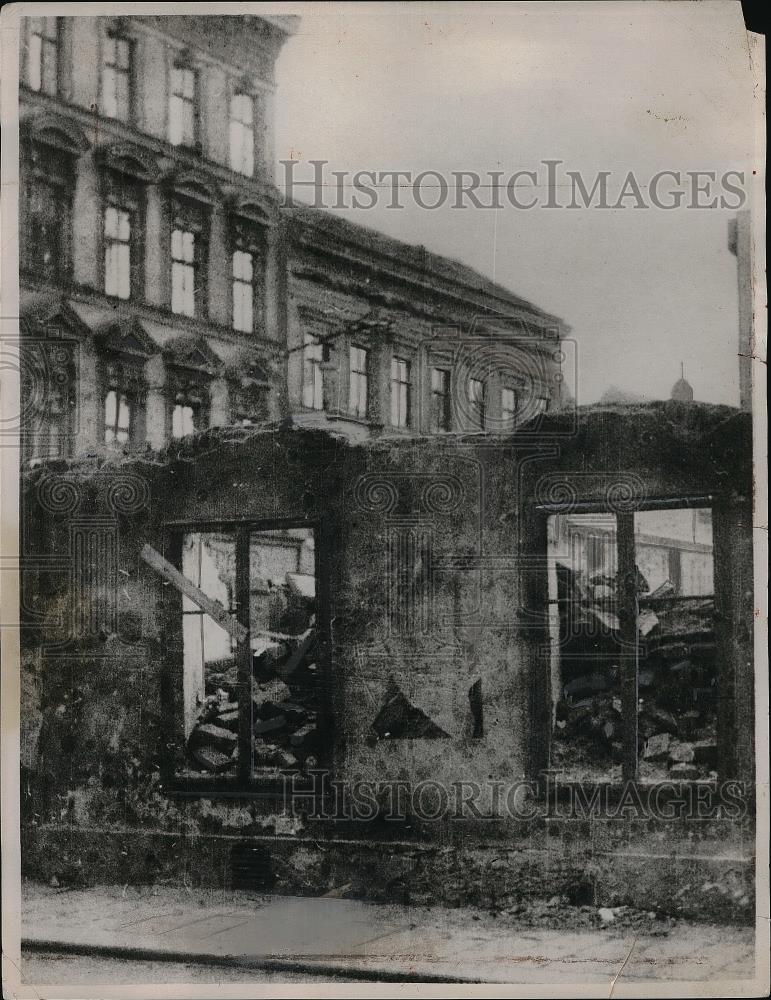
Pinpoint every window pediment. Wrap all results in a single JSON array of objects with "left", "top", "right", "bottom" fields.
[
  {"left": 96, "top": 143, "right": 162, "bottom": 184},
  {"left": 23, "top": 114, "right": 90, "bottom": 157},
  {"left": 94, "top": 316, "right": 157, "bottom": 358},
  {"left": 20, "top": 294, "right": 90, "bottom": 340},
  {"left": 164, "top": 335, "right": 223, "bottom": 376},
  {"left": 228, "top": 196, "right": 274, "bottom": 229},
  {"left": 168, "top": 173, "right": 219, "bottom": 206}
]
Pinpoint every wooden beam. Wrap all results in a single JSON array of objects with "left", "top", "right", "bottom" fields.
[{"left": 139, "top": 543, "right": 248, "bottom": 645}]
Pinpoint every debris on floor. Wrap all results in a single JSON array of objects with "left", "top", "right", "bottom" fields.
[{"left": 551, "top": 560, "right": 718, "bottom": 781}]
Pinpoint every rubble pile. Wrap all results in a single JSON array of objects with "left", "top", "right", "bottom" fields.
[
  {"left": 184, "top": 624, "right": 320, "bottom": 777},
  {"left": 552, "top": 565, "right": 718, "bottom": 781}
]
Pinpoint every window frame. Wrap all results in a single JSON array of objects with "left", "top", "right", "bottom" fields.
[
  {"left": 101, "top": 30, "right": 134, "bottom": 123},
  {"left": 22, "top": 337, "right": 78, "bottom": 465},
  {"left": 467, "top": 376, "right": 486, "bottom": 430},
  {"left": 169, "top": 196, "right": 209, "bottom": 319},
  {"left": 27, "top": 16, "right": 60, "bottom": 96},
  {"left": 390, "top": 355, "right": 411, "bottom": 429},
  {"left": 229, "top": 91, "right": 255, "bottom": 176},
  {"left": 229, "top": 218, "right": 265, "bottom": 334},
  {"left": 171, "top": 386, "right": 205, "bottom": 438},
  {"left": 430, "top": 367, "right": 451, "bottom": 432},
  {"left": 302, "top": 333, "right": 325, "bottom": 411},
  {"left": 103, "top": 204, "right": 132, "bottom": 301},
  {"left": 348, "top": 344, "right": 369, "bottom": 420},
  {"left": 103, "top": 387, "right": 134, "bottom": 447},
  {"left": 169, "top": 61, "right": 199, "bottom": 148},
  {"left": 231, "top": 249, "right": 255, "bottom": 333},
  {"left": 536, "top": 493, "right": 719, "bottom": 786},
  {"left": 501, "top": 384, "right": 519, "bottom": 429},
  {"left": 24, "top": 163, "right": 73, "bottom": 283},
  {"left": 159, "top": 517, "right": 330, "bottom": 797},
  {"left": 100, "top": 356, "right": 147, "bottom": 451}
]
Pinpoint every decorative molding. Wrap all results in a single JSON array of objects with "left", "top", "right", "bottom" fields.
[
  {"left": 22, "top": 112, "right": 90, "bottom": 155},
  {"left": 95, "top": 141, "right": 163, "bottom": 184}
]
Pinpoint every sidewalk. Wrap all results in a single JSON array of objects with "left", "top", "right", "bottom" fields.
[{"left": 21, "top": 881, "right": 758, "bottom": 987}]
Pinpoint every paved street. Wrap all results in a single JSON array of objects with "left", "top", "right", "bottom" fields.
[{"left": 14, "top": 881, "right": 762, "bottom": 990}]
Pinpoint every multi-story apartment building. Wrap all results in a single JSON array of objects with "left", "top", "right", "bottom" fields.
[{"left": 18, "top": 13, "right": 567, "bottom": 465}]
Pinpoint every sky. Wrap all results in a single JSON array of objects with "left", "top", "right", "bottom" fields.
[{"left": 268, "top": 1, "right": 759, "bottom": 405}]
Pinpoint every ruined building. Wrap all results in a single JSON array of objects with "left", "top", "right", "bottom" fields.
[{"left": 18, "top": 15, "right": 755, "bottom": 920}]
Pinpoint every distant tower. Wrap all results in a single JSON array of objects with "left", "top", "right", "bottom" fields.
[{"left": 671, "top": 363, "right": 694, "bottom": 402}]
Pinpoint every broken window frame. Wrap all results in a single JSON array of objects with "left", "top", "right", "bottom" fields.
[
  {"left": 537, "top": 494, "right": 718, "bottom": 785},
  {"left": 160, "top": 517, "right": 329, "bottom": 796}
]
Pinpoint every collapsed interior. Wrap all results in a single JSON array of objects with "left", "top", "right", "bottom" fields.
[
  {"left": 179, "top": 526, "right": 321, "bottom": 779},
  {"left": 547, "top": 507, "right": 717, "bottom": 782}
]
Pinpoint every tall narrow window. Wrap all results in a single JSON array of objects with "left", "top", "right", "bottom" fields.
[
  {"left": 104, "top": 388, "right": 133, "bottom": 446},
  {"left": 28, "top": 17, "right": 59, "bottom": 95},
  {"left": 27, "top": 175, "right": 65, "bottom": 280},
  {"left": 431, "top": 367, "right": 451, "bottom": 431},
  {"left": 169, "top": 65, "right": 197, "bottom": 147},
  {"left": 302, "top": 333, "right": 324, "bottom": 411},
  {"left": 102, "top": 33, "right": 132, "bottom": 121},
  {"left": 348, "top": 346, "right": 368, "bottom": 419},
  {"left": 171, "top": 228, "right": 196, "bottom": 317},
  {"left": 501, "top": 385, "right": 518, "bottom": 429},
  {"left": 22, "top": 341, "right": 76, "bottom": 464},
  {"left": 232, "top": 250, "right": 254, "bottom": 332},
  {"left": 229, "top": 93, "right": 254, "bottom": 176},
  {"left": 104, "top": 205, "right": 131, "bottom": 300},
  {"left": 172, "top": 391, "right": 202, "bottom": 438},
  {"left": 468, "top": 377, "right": 486, "bottom": 429},
  {"left": 390, "top": 356, "right": 411, "bottom": 428}
]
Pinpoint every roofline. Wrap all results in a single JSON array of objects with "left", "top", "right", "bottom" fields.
[{"left": 284, "top": 202, "right": 567, "bottom": 331}]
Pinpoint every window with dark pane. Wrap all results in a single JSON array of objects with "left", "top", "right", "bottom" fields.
[{"left": 431, "top": 367, "right": 451, "bottom": 431}]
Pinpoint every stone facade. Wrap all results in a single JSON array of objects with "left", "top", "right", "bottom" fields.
[{"left": 18, "top": 13, "right": 566, "bottom": 465}]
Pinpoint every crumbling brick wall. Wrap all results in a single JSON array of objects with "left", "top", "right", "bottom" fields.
[{"left": 19, "top": 403, "right": 755, "bottom": 907}]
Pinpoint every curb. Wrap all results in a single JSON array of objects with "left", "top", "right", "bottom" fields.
[{"left": 22, "top": 938, "right": 483, "bottom": 984}]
